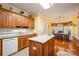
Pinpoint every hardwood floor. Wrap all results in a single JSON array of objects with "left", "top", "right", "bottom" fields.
[
  {"left": 53, "top": 39, "right": 74, "bottom": 56},
  {"left": 11, "top": 37, "right": 78, "bottom": 56}
]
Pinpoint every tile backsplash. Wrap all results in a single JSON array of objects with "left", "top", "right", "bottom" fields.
[{"left": 0, "top": 28, "right": 33, "bottom": 34}]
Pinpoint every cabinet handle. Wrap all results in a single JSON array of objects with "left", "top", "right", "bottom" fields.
[{"left": 33, "top": 46, "right": 36, "bottom": 50}]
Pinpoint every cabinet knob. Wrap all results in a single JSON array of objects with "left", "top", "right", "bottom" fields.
[{"left": 33, "top": 46, "right": 36, "bottom": 50}]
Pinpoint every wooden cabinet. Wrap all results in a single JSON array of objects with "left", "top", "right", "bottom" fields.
[
  {"left": 0, "top": 10, "right": 4, "bottom": 28},
  {"left": 25, "top": 17, "right": 29, "bottom": 27},
  {"left": 29, "top": 41, "right": 43, "bottom": 56},
  {"left": 3, "top": 12, "right": 16, "bottom": 28},
  {"left": 15, "top": 14, "right": 34, "bottom": 28},
  {"left": 44, "top": 38, "right": 54, "bottom": 56},
  {"left": 18, "top": 36, "right": 24, "bottom": 50},
  {"left": 76, "top": 48, "right": 79, "bottom": 56},
  {"left": 17, "top": 16, "right": 26, "bottom": 27},
  {"left": 18, "top": 36, "right": 28, "bottom": 50},
  {"left": 0, "top": 40, "right": 2, "bottom": 56},
  {"left": 0, "top": 8, "right": 34, "bottom": 28},
  {"left": 49, "top": 38, "right": 54, "bottom": 56},
  {"left": 43, "top": 41, "right": 49, "bottom": 56},
  {"left": 0, "top": 8, "right": 16, "bottom": 28},
  {"left": 28, "top": 18, "right": 34, "bottom": 29},
  {"left": 24, "top": 38, "right": 29, "bottom": 47},
  {"left": 29, "top": 38, "right": 54, "bottom": 56},
  {"left": 15, "top": 15, "right": 22, "bottom": 26},
  {"left": 18, "top": 34, "right": 36, "bottom": 51}
]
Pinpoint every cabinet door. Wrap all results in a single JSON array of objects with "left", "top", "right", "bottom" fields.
[
  {"left": 0, "top": 40, "right": 2, "bottom": 56},
  {"left": 31, "top": 19, "right": 34, "bottom": 28},
  {"left": 28, "top": 18, "right": 34, "bottom": 29},
  {"left": 25, "top": 17, "right": 29, "bottom": 27},
  {"left": 3, "top": 12, "right": 15, "bottom": 28},
  {"left": 20, "top": 16, "right": 25, "bottom": 27},
  {"left": 0, "top": 10, "right": 4, "bottom": 27},
  {"left": 29, "top": 41, "right": 43, "bottom": 56},
  {"left": 49, "top": 39, "right": 53, "bottom": 56},
  {"left": 24, "top": 38, "right": 29, "bottom": 47},
  {"left": 15, "top": 15, "right": 22, "bottom": 26},
  {"left": 43, "top": 42, "right": 49, "bottom": 56},
  {"left": 9, "top": 13, "right": 16, "bottom": 28},
  {"left": 18, "top": 37, "right": 24, "bottom": 50}
]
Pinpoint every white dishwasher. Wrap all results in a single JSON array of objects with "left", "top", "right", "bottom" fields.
[{"left": 3, "top": 37, "right": 18, "bottom": 56}]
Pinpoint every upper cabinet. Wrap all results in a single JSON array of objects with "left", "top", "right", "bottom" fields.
[
  {"left": 0, "top": 8, "right": 34, "bottom": 29},
  {"left": 0, "top": 10, "right": 4, "bottom": 27},
  {"left": 28, "top": 18, "right": 34, "bottom": 29},
  {"left": 3, "top": 12, "right": 16, "bottom": 28},
  {"left": 15, "top": 15, "right": 22, "bottom": 27}
]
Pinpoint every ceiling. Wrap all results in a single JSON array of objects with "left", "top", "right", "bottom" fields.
[{"left": 9, "top": 3, "right": 79, "bottom": 19}]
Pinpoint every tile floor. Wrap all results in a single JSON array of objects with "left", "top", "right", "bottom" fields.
[{"left": 11, "top": 47, "right": 29, "bottom": 56}]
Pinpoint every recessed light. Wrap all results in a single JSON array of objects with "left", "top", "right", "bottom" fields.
[{"left": 40, "top": 3, "right": 53, "bottom": 9}]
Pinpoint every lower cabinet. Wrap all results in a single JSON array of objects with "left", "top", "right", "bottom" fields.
[
  {"left": 29, "top": 38, "right": 54, "bottom": 56},
  {"left": 44, "top": 38, "right": 54, "bottom": 56},
  {"left": 18, "top": 37, "right": 24, "bottom": 50},
  {"left": 18, "top": 36, "right": 28, "bottom": 50},
  {"left": 43, "top": 41, "right": 49, "bottom": 56},
  {"left": 0, "top": 40, "right": 2, "bottom": 56},
  {"left": 49, "top": 39, "right": 54, "bottom": 56},
  {"left": 24, "top": 38, "right": 29, "bottom": 47},
  {"left": 29, "top": 41, "right": 43, "bottom": 56},
  {"left": 76, "top": 48, "right": 79, "bottom": 56},
  {"left": 18, "top": 34, "right": 37, "bottom": 51}
]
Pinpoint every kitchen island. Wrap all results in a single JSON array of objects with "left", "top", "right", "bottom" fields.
[{"left": 29, "top": 35, "right": 55, "bottom": 56}]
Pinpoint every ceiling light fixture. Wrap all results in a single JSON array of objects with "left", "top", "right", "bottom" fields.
[
  {"left": 40, "top": 3, "right": 51, "bottom": 9},
  {"left": 40, "top": 0, "right": 53, "bottom": 9}
]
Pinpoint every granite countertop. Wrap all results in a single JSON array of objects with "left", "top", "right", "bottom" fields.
[
  {"left": 29, "top": 35, "right": 55, "bottom": 43},
  {"left": 0, "top": 32, "right": 34, "bottom": 39}
]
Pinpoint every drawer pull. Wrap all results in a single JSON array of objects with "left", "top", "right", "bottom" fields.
[{"left": 33, "top": 46, "right": 36, "bottom": 50}]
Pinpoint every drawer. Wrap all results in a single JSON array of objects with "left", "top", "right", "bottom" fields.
[{"left": 29, "top": 41, "right": 43, "bottom": 56}]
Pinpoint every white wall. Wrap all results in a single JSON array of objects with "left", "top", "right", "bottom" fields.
[{"left": 34, "top": 15, "right": 48, "bottom": 35}]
